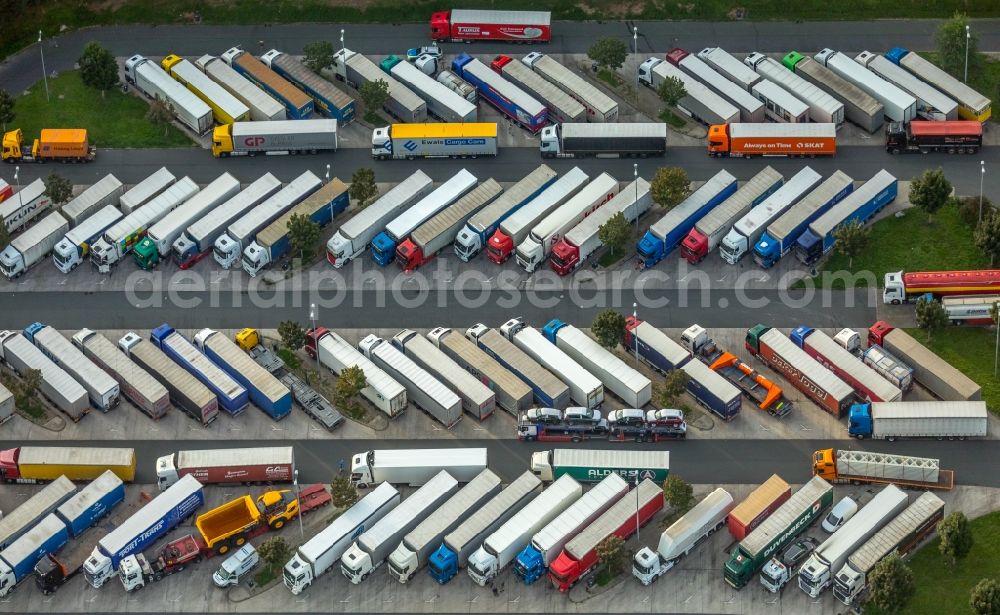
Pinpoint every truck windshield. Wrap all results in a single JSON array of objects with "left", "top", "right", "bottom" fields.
[
  {"left": 549, "top": 253, "right": 568, "bottom": 267},
  {"left": 467, "top": 560, "right": 486, "bottom": 578},
  {"left": 213, "top": 246, "right": 228, "bottom": 261},
  {"left": 633, "top": 561, "right": 652, "bottom": 575},
  {"left": 548, "top": 568, "right": 569, "bottom": 583},
  {"left": 486, "top": 245, "right": 503, "bottom": 260},
  {"left": 388, "top": 559, "right": 406, "bottom": 575},
  {"left": 53, "top": 248, "right": 70, "bottom": 265},
  {"left": 242, "top": 254, "right": 257, "bottom": 272}
]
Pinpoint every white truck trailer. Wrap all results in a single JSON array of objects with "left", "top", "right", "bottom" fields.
[
  {"left": 330, "top": 48, "right": 426, "bottom": 123},
  {"left": 142, "top": 173, "right": 241, "bottom": 261},
  {"left": 854, "top": 51, "right": 957, "bottom": 121},
  {"left": 671, "top": 51, "right": 764, "bottom": 123},
  {"left": 283, "top": 483, "right": 399, "bottom": 594},
  {"left": 814, "top": 49, "right": 917, "bottom": 122},
  {"left": 0, "top": 331, "right": 89, "bottom": 420},
  {"left": 387, "top": 470, "right": 501, "bottom": 583},
  {"left": 522, "top": 52, "right": 618, "bottom": 122},
  {"left": 53, "top": 205, "right": 123, "bottom": 273},
  {"left": 392, "top": 330, "right": 495, "bottom": 421},
  {"left": 833, "top": 492, "right": 945, "bottom": 605},
  {"left": 697, "top": 47, "right": 762, "bottom": 91},
  {"left": 752, "top": 79, "right": 809, "bottom": 123},
  {"left": 308, "top": 328, "right": 406, "bottom": 418},
  {"left": 73, "top": 329, "right": 170, "bottom": 420},
  {"left": 0, "top": 212, "right": 69, "bottom": 279},
  {"left": 90, "top": 178, "right": 199, "bottom": 272},
  {"left": 851, "top": 401, "right": 988, "bottom": 440},
  {"left": 493, "top": 55, "right": 585, "bottom": 123},
  {"left": 196, "top": 54, "right": 285, "bottom": 121},
  {"left": 359, "top": 334, "right": 462, "bottom": 428},
  {"left": 543, "top": 321, "right": 651, "bottom": 408},
  {"left": 515, "top": 172, "right": 618, "bottom": 272},
  {"left": 213, "top": 170, "right": 321, "bottom": 269},
  {"left": 24, "top": 323, "right": 119, "bottom": 412},
  {"left": 161, "top": 54, "right": 249, "bottom": 124},
  {"left": 428, "top": 327, "right": 533, "bottom": 415},
  {"left": 172, "top": 173, "right": 281, "bottom": 268},
  {"left": 348, "top": 448, "right": 488, "bottom": 489},
  {"left": 124, "top": 55, "right": 212, "bottom": 134},
  {"left": 211, "top": 120, "right": 338, "bottom": 157},
  {"left": 501, "top": 318, "right": 604, "bottom": 409},
  {"left": 326, "top": 170, "right": 433, "bottom": 267},
  {"left": 467, "top": 474, "right": 581, "bottom": 586},
  {"left": 720, "top": 167, "right": 821, "bottom": 264},
  {"left": 745, "top": 53, "right": 845, "bottom": 126},
  {"left": 119, "top": 167, "right": 175, "bottom": 214},
  {"left": 487, "top": 167, "right": 588, "bottom": 264},
  {"left": 466, "top": 324, "right": 570, "bottom": 409},
  {"left": 381, "top": 56, "right": 476, "bottom": 123},
  {"left": 784, "top": 53, "right": 884, "bottom": 133},
  {"left": 1, "top": 178, "right": 50, "bottom": 233},
  {"left": 633, "top": 488, "right": 735, "bottom": 584},
  {"left": 638, "top": 58, "right": 740, "bottom": 125},
  {"left": 341, "top": 471, "right": 458, "bottom": 584},
  {"left": 797, "top": 484, "right": 908, "bottom": 597},
  {"left": 61, "top": 174, "right": 124, "bottom": 226}
]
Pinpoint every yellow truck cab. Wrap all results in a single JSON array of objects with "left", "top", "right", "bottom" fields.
[
  {"left": 257, "top": 489, "right": 298, "bottom": 529},
  {"left": 211, "top": 124, "right": 235, "bottom": 157},
  {"left": 234, "top": 328, "right": 262, "bottom": 352}
]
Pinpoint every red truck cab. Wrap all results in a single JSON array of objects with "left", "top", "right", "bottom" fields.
[
  {"left": 429, "top": 11, "right": 451, "bottom": 41},
  {"left": 548, "top": 239, "right": 578, "bottom": 276},
  {"left": 867, "top": 321, "right": 893, "bottom": 348},
  {"left": 395, "top": 238, "right": 424, "bottom": 272},
  {"left": 0, "top": 447, "right": 21, "bottom": 481},
  {"left": 490, "top": 55, "right": 514, "bottom": 73},
  {"left": 665, "top": 48, "right": 689, "bottom": 65},
  {"left": 486, "top": 229, "right": 514, "bottom": 264},
  {"left": 680, "top": 228, "right": 710, "bottom": 263}
]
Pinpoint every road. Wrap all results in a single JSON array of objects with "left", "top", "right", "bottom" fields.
[
  {"left": 6, "top": 438, "right": 996, "bottom": 487},
  {"left": 0, "top": 288, "right": 879, "bottom": 329},
  {"left": 4, "top": 19, "right": 1000, "bottom": 94},
  {"left": 9, "top": 145, "right": 1000, "bottom": 195}
]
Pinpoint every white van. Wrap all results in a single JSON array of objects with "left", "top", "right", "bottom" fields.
[{"left": 213, "top": 544, "right": 260, "bottom": 587}]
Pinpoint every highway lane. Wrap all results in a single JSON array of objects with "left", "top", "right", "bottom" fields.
[
  {"left": 0, "top": 288, "right": 879, "bottom": 330},
  {"left": 5, "top": 438, "right": 996, "bottom": 487},
  {"left": 4, "top": 19, "right": 1000, "bottom": 94},
  {"left": 10, "top": 145, "right": 1000, "bottom": 195}
]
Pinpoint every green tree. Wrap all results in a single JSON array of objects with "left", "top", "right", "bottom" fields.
[
  {"left": 910, "top": 167, "right": 952, "bottom": 223},
  {"left": 970, "top": 578, "right": 1000, "bottom": 615},
  {"left": 146, "top": 95, "right": 174, "bottom": 137},
  {"left": 0, "top": 220, "right": 11, "bottom": 251},
  {"left": 78, "top": 41, "right": 119, "bottom": 98},
  {"left": 303, "top": 41, "right": 335, "bottom": 74},
  {"left": 958, "top": 195, "right": 994, "bottom": 227},
  {"left": 0, "top": 89, "right": 14, "bottom": 132},
  {"left": 335, "top": 364, "right": 367, "bottom": 419},
  {"left": 650, "top": 167, "right": 690, "bottom": 210},
  {"left": 257, "top": 536, "right": 292, "bottom": 569},
  {"left": 975, "top": 210, "right": 1000, "bottom": 266},
  {"left": 43, "top": 172, "right": 73, "bottom": 205},
  {"left": 15, "top": 368, "right": 43, "bottom": 410},
  {"left": 349, "top": 168, "right": 378, "bottom": 209},
  {"left": 591, "top": 310, "right": 626, "bottom": 349},
  {"left": 359, "top": 79, "right": 390, "bottom": 119},
  {"left": 278, "top": 320, "right": 307, "bottom": 351},
  {"left": 939, "top": 511, "right": 974, "bottom": 567},
  {"left": 287, "top": 213, "right": 320, "bottom": 263},
  {"left": 595, "top": 534, "right": 626, "bottom": 577},
  {"left": 587, "top": 37, "right": 628, "bottom": 72},
  {"left": 662, "top": 475, "right": 694, "bottom": 514},
  {"left": 936, "top": 13, "right": 980, "bottom": 79},
  {"left": 655, "top": 369, "right": 690, "bottom": 408},
  {"left": 329, "top": 476, "right": 360, "bottom": 509},
  {"left": 656, "top": 75, "right": 687, "bottom": 108},
  {"left": 915, "top": 296, "right": 949, "bottom": 340},
  {"left": 598, "top": 211, "right": 631, "bottom": 260},
  {"left": 832, "top": 219, "right": 871, "bottom": 269},
  {"left": 868, "top": 553, "right": 915, "bottom": 613}
]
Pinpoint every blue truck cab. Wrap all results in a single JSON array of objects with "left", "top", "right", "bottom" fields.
[
  {"left": 512, "top": 544, "right": 546, "bottom": 584},
  {"left": 847, "top": 403, "right": 874, "bottom": 438},
  {"left": 370, "top": 231, "right": 397, "bottom": 266},
  {"left": 427, "top": 544, "right": 459, "bottom": 584}
]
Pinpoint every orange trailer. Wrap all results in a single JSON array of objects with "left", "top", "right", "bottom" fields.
[{"left": 708, "top": 123, "right": 836, "bottom": 158}]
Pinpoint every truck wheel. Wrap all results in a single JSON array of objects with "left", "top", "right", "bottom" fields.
[
  {"left": 571, "top": 436, "right": 581, "bottom": 443},
  {"left": 216, "top": 542, "right": 231, "bottom": 555},
  {"left": 153, "top": 572, "right": 163, "bottom": 582},
  {"left": 890, "top": 148, "right": 900, "bottom": 155},
  {"left": 270, "top": 518, "right": 285, "bottom": 530},
  {"left": 234, "top": 535, "right": 247, "bottom": 547}
]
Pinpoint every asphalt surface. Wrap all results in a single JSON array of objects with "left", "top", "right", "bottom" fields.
[
  {"left": 6, "top": 438, "right": 996, "bottom": 487},
  {"left": 0, "top": 288, "right": 879, "bottom": 330},
  {"left": 4, "top": 19, "right": 1000, "bottom": 94},
  {"left": 9, "top": 144, "right": 1000, "bottom": 195}
]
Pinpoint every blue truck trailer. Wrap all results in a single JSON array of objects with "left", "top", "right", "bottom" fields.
[
  {"left": 194, "top": 329, "right": 292, "bottom": 420},
  {"left": 795, "top": 170, "right": 897, "bottom": 265},
  {"left": 465, "top": 323, "right": 571, "bottom": 409},
  {"left": 637, "top": 170, "right": 737, "bottom": 268},
  {"left": 150, "top": 324, "right": 248, "bottom": 416},
  {"left": 261, "top": 49, "right": 355, "bottom": 123},
  {"left": 452, "top": 53, "right": 547, "bottom": 133},
  {"left": 82, "top": 474, "right": 204, "bottom": 588},
  {"left": 0, "top": 514, "right": 70, "bottom": 596},
  {"left": 55, "top": 470, "right": 125, "bottom": 538},
  {"left": 0, "top": 475, "right": 75, "bottom": 551}
]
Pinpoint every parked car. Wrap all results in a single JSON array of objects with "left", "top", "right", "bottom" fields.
[
  {"left": 646, "top": 408, "right": 685, "bottom": 426},
  {"left": 822, "top": 496, "right": 858, "bottom": 533},
  {"left": 522, "top": 407, "right": 562, "bottom": 425},
  {"left": 781, "top": 536, "right": 819, "bottom": 569},
  {"left": 563, "top": 407, "right": 601, "bottom": 425},
  {"left": 607, "top": 408, "right": 646, "bottom": 427}
]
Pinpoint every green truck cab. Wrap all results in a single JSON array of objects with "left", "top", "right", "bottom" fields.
[
  {"left": 132, "top": 237, "right": 160, "bottom": 270},
  {"left": 724, "top": 476, "right": 833, "bottom": 588}
]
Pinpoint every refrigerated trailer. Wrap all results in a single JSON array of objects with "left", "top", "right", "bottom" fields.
[
  {"left": 855, "top": 51, "right": 957, "bottom": 121},
  {"left": 492, "top": 55, "right": 586, "bottom": 124},
  {"left": 211, "top": 119, "right": 338, "bottom": 157},
  {"left": 73, "top": 329, "right": 170, "bottom": 420},
  {"left": 161, "top": 54, "right": 250, "bottom": 125},
  {"left": 539, "top": 123, "right": 667, "bottom": 159},
  {"left": 360, "top": 335, "right": 462, "bottom": 428},
  {"left": 523, "top": 52, "right": 618, "bottom": 122},
  {"left": 430, "top": 10, "right": 551, "bottom": 43},
  {"left": 887, "top": 48, "right": 991, "bottom": 122},
  {"left": 221, "top": 47, "right": 313, "bottom": 119},
  {"left": 814, "top": 49, "right": 916, "bottom": 122},
  {"left": 543, "top": 321, "right": 650, "bottom": 407},
  {"left": 466, "top": 324, "right": 570, "bottom": 409},
  {"left": 371, "top": 123, "right": 497, "bottom": 160},
  {"left": 668, "top": 49, "right": 764, "bottom": 123},
  {"left": 119, "top": 167, "right": 175, "bottom": 215},
  {"left": 194, "top": 329, "right": 291, "bottom": 420},
  {"left": 638, "top": 58, "right": 739, "bottom": 125},
  {"left": 428, "top": 327, "right": 532, "bottom": 415},
  {"left": 791, "top": 327, "right": 902, "bottom": 402},
  {"left": 306, "top": 327, "right": 407, "bottom": 418},
  {"left": 529, "top": 449, "right": 669, "bottom": 483},
  {"left": 393, "top": 330, "right": 495, "bottom": 420},
  {"left": 784, "top": 52, "right": 884, "bottom": 133},
  {"left": 196, "top": 54, "right": 285, "bottom": 121},
  {"left": 745, "top": 53, "right": 844, "bottom": 126},
  {"left": 752, "top": 79, "right": 809, "bottom": 123},
  {"left": 0, "top": 331, "right": 88, "bottom": 420},
  {"left": 125, "top": 55, "right": 212, "bottom": 134},
  {"left": 452, "top": 54, "right": 547, "bottom": 132},
  {"left": 0, "top": 211, "right": 68, "bottom": 279},
  {"left": 118, "top": 332, "right": 219, "bottom": 425},
  {"left": 707, "top": 122, "right": 837, "bottom": 158},
  {"left": 697, "top": 47, "right": 762, "bottom": 91},
  {"left": 848, "top": 401, "right": 988, "bottom": 440},
  {"left": 261, "top": 49, "right": 355, "bottom": 123},
  {"left": 381, "top": 56, "right": 476, "bottom": 123},
  {"left": 502, "top": 318, "right": 603, "bottom": 409},
  {"left": 150, "top": 324, "right": 248, "bottom": 416},
  {"left": 61, "top": 174, "right": 124, "bottom": 227},
  {"left": 329, "top": 48, "right": 424, "bottom": 123}
]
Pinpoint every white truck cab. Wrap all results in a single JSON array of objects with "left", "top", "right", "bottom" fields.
[
  {"left": 539, "top": 125, "right": 561, "bottom": 157},
  {"left": 155, "top": 454, "right": 181, "bottom": 490},
  {"left": 213, "top": 544, "right": 259, "bottom": 587},
  {"left": 212, "top": 233, "right": 241, "bottom": 269},
  {"left": 371, "top": 127, "right": 392, "bottom": 159},
  {"left": 882, "top": 271, "right": 906, "bottom": 304},
  {"left": 83, "top": 548, "right": 114, "bottom": 588},
  {"left": 760, "top": 557, "right": 790, "bottom": 593},
  {"left": 350, "top": 451, "right": 375, "bottom": 487},
  {"left": 529, "top": 451, "right": 554, "bottom": 481}
]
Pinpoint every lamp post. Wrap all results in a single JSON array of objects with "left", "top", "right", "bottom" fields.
[
  {"left": 309, "top": 303, "right": 319, "bottom": 371},
  {"left": 340, "top": 29, "right": 346, "bottom": 56},
  {"left": 964, "top": 25, "right": 971, "bottom": 83},
  {"left": 633, "top": 164, "right": 639, "bottom": 234},
  {"left": 38, "top": 31, "right": 49, "bottom": 103},
  {"left": 633, "top": 27, "right": 639, "bottom": 101},
  {"left": 293, "top": 469, "right": 304, "bottom": 539},
  {"left": 634, "top": 476, "right": 640, "bottom": 546},
  {"left": 13, "top": 166, "right": 19, "bottom": 191},
  {"left": 325, "top": 163, "right": 331, "bottom": 184},
  {"left": 633, "top": 302, "right": 639, "bottom": 369},
  {"left": 980, "top": 160, "right": 986, "bottom": 223}
]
